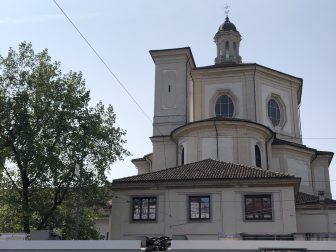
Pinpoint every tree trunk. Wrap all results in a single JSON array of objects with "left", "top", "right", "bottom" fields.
[{"left": 22, "top": 175, "right": 30, "bottom": 234}]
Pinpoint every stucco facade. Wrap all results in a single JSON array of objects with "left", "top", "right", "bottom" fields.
[
  {"left": 110, "top": 14, "right": 335, "bottom": 242},
  {"left": 111, "top": 185, "right": 298, "bottom": 240}
]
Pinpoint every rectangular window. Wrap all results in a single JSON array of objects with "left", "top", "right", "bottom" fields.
[
  {"left": 244, "top": 194, "right": 272, "bottom": 220},
  {"left": 189, "top": 196, "right": 210, "bottom": 220},
  {"left": 132, "top": 197, "right": 156, "bottom": 221}
]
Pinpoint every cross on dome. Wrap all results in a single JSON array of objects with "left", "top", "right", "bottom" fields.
[{"left": 224, "top": 4, "right": 230, "bottom": 17}]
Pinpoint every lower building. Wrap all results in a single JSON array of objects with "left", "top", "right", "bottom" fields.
[{"left": 110, "top": 159, "right": 336, "bottom": 241}]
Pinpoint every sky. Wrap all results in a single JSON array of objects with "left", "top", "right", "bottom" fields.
[{"left": 1, "top": 0, "right": 336, "bottom": 196}]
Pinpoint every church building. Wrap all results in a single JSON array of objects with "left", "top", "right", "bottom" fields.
[{"left": 110, "top": 13, "right": 336, "bottom": 241}]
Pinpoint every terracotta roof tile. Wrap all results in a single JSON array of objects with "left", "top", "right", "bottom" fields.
[
  {"left": 296, "top": 192, "right": 336, "bottom": 205},
  {"left": 113, "top": 159, "right": 294, "bottom": 184}
]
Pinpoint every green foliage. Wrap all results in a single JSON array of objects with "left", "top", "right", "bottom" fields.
[{"left": 0, "top": 42, "right": 129, "bottom": 238}]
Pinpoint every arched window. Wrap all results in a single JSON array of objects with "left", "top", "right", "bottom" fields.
[
  {"left": 225, "top": 41, "right": 229, "bottom": 60},
  {"left": 267, "top": 99, "right": 281, "bottom": 126},
  {"left": 255, "top": 145, "right": 261, "bottom": 168},
  {"left": 233, "top": 42, "right": 237, "bottom": 57},
  {"left": 215, "top": 95, "right": 234, "bottom": 117},
  {"left": 220, "top": 43, "right": 225, "bottom": 58},
  {"left": 181, "top": 147, "right": 185, "bottom": 165}
]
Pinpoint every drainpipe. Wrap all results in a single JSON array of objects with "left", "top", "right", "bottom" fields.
[
  {"left": 253, "top": 66, "right": 257, "bottom": 122},
  {"left": 185, "top": 56, "right": 192, "bottom": 124},
  {"left": 213, "top": 119, "right": 219, "bottom": 160},
  {"left": 310, "top": 152, "right": 318, "bottom": 194},
  {"left": 171, "top": 135, "right": 179, "bottom": 167},
  {"left": 265, "top": 132, "right": 274, "bottom": 170}
]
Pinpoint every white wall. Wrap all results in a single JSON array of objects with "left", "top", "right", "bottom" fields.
[
  {"left": 173, "top": 121, "right": 271, "bottom": 168},
  {"left": 110, "top": 186, "right": 297, "bottom": 240},
  {"left": 271, "top": 147, "right": 314, "bottom": 195},
  {"left": 296, "top": 209, "right": 336, "bottom": 233},
  {"left": 259, "top": 82, "right": 293, "bottom": 135},
  {"left": 203, "top": 82, "right": 244, "bottom": 119},
  {"left": 95, "top": 217, "right": 110, "bottom": 240}
]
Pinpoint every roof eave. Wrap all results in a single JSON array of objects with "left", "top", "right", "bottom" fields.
[
  {"left": 149, "top": 47, "right": 196, "bottom": 69},
  {"left": 111, "top": 177, "right": 300, "bottom": 191}
]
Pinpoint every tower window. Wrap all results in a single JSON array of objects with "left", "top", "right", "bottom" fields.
[
  {"left": 233, "top": 42, "right": 237, "bottom": 58},
  {"left": 215, "top": 94, "right": 234, "bottom": 117},
  {"left": 255, "top": 145, "right": 261, "bottom": 168},
  {"left": 267, "top": 99, "right": 281, "bottom": 126},
  {"left": 168, "top": 85, "right": 171, "bottom": 92},
  {"left": 225, "top": 41, "right": 229, "bottom": 60}
]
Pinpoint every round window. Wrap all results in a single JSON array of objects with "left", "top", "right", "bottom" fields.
[
  {"left": 215, "top": 95, "right": 234, "bottom": 117},
  {"left": 267, "top": 99, "right": 281, "bottom": 126}
]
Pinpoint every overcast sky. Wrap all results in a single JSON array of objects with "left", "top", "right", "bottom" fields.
[{"left": 1, "top": 0, "right": 336, "bottom": 196}]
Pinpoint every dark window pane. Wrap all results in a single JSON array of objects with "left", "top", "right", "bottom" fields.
[
  {"left": 149, "top": 205, "right": 156, "bottom": 220},
  {"left": 133, "top": 206, "right": 140, "bottom": 220},
  {"left": 132, "top": 197, "right": 156, "bottom": 221},
  {"left": 189, "top": 196, "right": 210, "bottom": 220},
  {"left": 215, "top": 104, "right": 220, "bottom": 115},
  {"left": 268, "top": 99, "right": 281, "bottom": 126},
  {"left": 215, "top": 95, "right": 234, "bottom": 118},
  {"left": 244, "top": 195, "right": 272, "bottom": 221},
  {"left": 141, "top": 198, "right": 149, "bottom": 219},
  {"left": 255, "top": 145, "right": 261, "bottom": 167},
  {"left": 263, "top": 197, "right": 271, "bottom": 208}
]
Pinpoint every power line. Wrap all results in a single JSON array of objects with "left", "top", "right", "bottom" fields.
[
  {"left": 52, "top": 0, "right": 168, "bottom": 170},
  {"left": 52, "top": 0, "right": 335, "bottom": 187},
  {"left": 52, "top": 0, "right": 336, "bottom": 144},
  {"left": 52, "top": 0, "right": 152, "bottom": 125}
]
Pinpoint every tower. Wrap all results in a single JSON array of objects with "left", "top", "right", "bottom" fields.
[{"left": 214, "top": 15, "right": 242, "bottom": 64}]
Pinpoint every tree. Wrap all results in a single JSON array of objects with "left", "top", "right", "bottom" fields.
[{"left": 0, "top": 42, "right": 129, "bottom": 236}]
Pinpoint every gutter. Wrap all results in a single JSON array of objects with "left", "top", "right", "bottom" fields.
[
  {"left": 265, "top": 132, "right": 275, "bottom": 170},
  {"left": 253, "top": 66, "right": 257, "bottom": 122},
  {"left": 213, "top": 119, "right": 219, "bottom": 160}
]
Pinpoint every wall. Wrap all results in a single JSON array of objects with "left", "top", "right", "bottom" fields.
[
  {"left": 254, "top": 70, "right": 301, "bottom": 141},
  {"left": 151, "top": 136, "right": 177, "bottom": 171},
  {"left": 172, "top": 120, "right": 271, "bottom": 168},
  {"left": 192, "top": 68, "right": 252, "bottom": 122},
  {"left": 271, "top": 146, "right": 314, "bottom": 195},
  {"left": 296, "top": 209, "right": 336, "bottom": 233},
  {"left": 0, "top": 240, "right": 141, "bottom": 251},
  {"left": 151, "top": 49, "right": 193, "bottom": 137},
  {"left": 95, "top": 217, "right": 110, "bottom": 240},
  {"left": 311, "top": 155, "right": 332, "bottom": 198},
  {"left": 191, "top": 66, "right": 302, "bottom": 142},
  {"left": 171, "top": 240, "right": 336, "bottom": 251},
  {"left": 110, "top": 186, "right": 297, "bottom": 240}
]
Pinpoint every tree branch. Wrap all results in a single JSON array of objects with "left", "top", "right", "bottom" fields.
[
  {"left": 37, "top": 163, "right": 76, "bottom": 230},
  {"left": 3, "top": 166, "right": 22, "bottom": 196}
]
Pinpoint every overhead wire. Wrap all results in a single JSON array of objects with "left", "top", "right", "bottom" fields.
[
  {"left": 52, "top": 0, "right": 169, "bottom": 169},
  {"left": 51, "top": 0, "right": 335, "bottom": 202},
  {"left": 50, "top": 4, "right": 336, "bottom": 231},
  {"left": 51, "top": 0, "right": 336, "bottom": 142}
]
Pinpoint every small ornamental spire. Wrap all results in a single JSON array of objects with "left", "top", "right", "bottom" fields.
[{"left": 224, "top": 4, "right": 230, "bottom": 18}]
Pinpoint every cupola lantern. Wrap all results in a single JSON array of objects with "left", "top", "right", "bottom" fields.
[{"left": 214, "top": 10, "right": 242, "bottom": 64}]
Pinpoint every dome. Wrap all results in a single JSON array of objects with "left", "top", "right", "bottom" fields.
[{"left": 219, "top": 16, "right": 238, "bottom": 32}]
